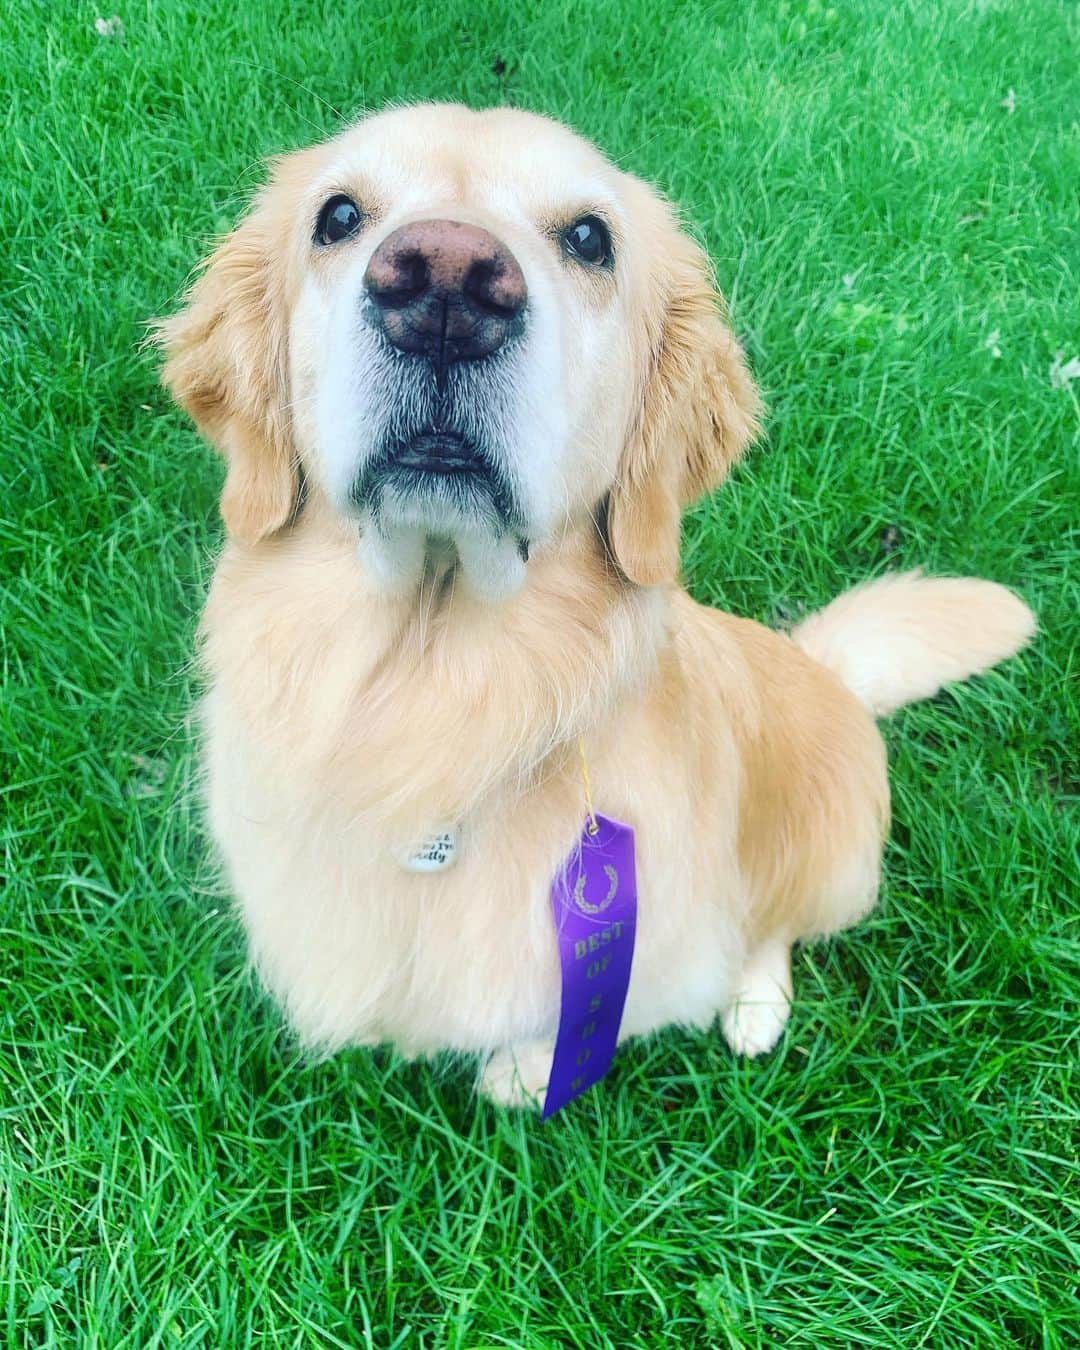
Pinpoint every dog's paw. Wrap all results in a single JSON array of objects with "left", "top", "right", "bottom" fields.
[
  {"left": 721, "top": 940, "right": 793, "bottom": 1058},
  {"left": 721, "top": 995, "right": 790, "bottom": 1058},
  {"left": 478, "top": 1041, "right": 553, "bottom": 1109}
]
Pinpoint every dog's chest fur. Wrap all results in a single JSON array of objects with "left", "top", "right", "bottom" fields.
[{"left": 198, "top": 518, "right": 752, "bottom": 1057}]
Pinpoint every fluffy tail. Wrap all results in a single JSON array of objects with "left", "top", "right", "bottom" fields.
[{"left": 791, "top": 571, "right": 1035, "bottom": 715}]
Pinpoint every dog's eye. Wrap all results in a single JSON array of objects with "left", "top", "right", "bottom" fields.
[
  {"left": 315, "top": 195, "right": 363, "bottom": 246},
  {"left": 562, "top": 216, "right": 613, "bottom": 267}
]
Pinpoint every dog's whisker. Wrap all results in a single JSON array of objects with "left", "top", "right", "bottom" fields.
[{"left": 229, "top": 58, "right": 349, "bottom": 130}]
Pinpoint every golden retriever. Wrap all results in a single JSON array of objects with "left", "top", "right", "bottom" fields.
[{"left": 158, "top": 104, "right": 1034, "bottom": 1107}]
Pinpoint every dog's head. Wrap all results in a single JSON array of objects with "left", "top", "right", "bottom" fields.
[{"left": 160, "top": 104, "right": 761, "bottom": 597}]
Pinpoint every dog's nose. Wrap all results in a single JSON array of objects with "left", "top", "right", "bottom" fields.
[{"left": 364, "top": 219, "right": 527, "bottom": 367}]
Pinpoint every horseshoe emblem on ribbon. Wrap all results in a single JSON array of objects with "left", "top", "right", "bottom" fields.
[{"left": 574, "top": 864, "right": 619, "bottom": 915}]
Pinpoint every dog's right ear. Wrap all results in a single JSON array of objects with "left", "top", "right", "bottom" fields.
[{"left": 156, "top": 202, "right": 297, "bottom": 546}]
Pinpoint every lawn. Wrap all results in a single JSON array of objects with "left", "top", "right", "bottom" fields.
[{"left": 2, "top": 0, "right": 1078, "bottom": 1345}]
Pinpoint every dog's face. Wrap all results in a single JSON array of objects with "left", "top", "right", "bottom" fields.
[{"left": 161, "top": 104, "right": 761, "bottom": 596}]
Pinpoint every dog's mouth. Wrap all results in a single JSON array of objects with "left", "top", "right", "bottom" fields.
[
  {"left": 391, "top": 428, "right": 490, "bottom": 476},
  {"left": 353, "top": 425, "right": 522, "bottom": 532}
]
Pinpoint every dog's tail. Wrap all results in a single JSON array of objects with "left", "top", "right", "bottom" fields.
[{"left": 790, "top": 570, "right": 1035, "bottom": 716}]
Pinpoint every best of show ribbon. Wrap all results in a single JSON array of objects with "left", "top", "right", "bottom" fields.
[{"left": 543, "top": 812, "right": 638, "bottom": 1118}]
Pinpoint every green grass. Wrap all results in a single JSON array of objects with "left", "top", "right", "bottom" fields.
[{"left": 2, "top": 0, "right": 1078, "bottom": 1344}]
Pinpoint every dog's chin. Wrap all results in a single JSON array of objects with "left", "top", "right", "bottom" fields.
[{"left": 354, "top": 432, "right": 529, "bottom": 602}]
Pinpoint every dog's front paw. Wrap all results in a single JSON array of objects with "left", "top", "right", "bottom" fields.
[
  {"left": 478, "top": 1041, "right": 553, "bottom": 1109},
  {"left": 721, "top": 939, "right": 793, "bottom": 1058},
  {"left": 721, "top": 994, "right": 790, "bottom": 1058}
]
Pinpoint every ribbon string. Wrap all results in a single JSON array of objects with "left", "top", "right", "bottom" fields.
[{"left": 577, "top": 736, "right": 600, "bottom": 836}]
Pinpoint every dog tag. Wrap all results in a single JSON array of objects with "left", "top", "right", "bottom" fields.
[
  {"left": 400, "top": 827, "right": 459, "bottom": 873},
  {"left": 543, "top": 813, "right": 637, "bottom": 1118}
]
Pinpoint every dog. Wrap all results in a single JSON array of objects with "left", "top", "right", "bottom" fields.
[{"left": 158, "top": 103, "right": 1034, "bottom": 1107}]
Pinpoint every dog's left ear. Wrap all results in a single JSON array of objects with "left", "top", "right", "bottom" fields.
[
  {"left": 155, "top": 199, "right": 298, "bottom": 547},
  {"left": 607, "top": 205, "right": 762, "bottom": 586}
]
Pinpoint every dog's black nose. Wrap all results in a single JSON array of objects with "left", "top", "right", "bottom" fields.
[{"left": 364, "top": 219, "right": 527, "bottom": 367}]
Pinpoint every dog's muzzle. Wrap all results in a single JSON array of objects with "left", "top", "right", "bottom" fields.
[{"left": 347, "top": 218, "right": 536, "bottom": 598}]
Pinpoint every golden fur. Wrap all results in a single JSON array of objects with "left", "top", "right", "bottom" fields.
[{"left": 159, "top": 105, "right": 1034, "bottom": 1104}]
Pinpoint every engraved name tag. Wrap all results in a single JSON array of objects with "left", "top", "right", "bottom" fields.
[{"left": 400, "top": 827, "right": 459, "bottom": 873}]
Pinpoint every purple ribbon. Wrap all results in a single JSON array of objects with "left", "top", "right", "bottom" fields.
[{"left": 543, "top": 813, "right": 637, "bottom": 1118}]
